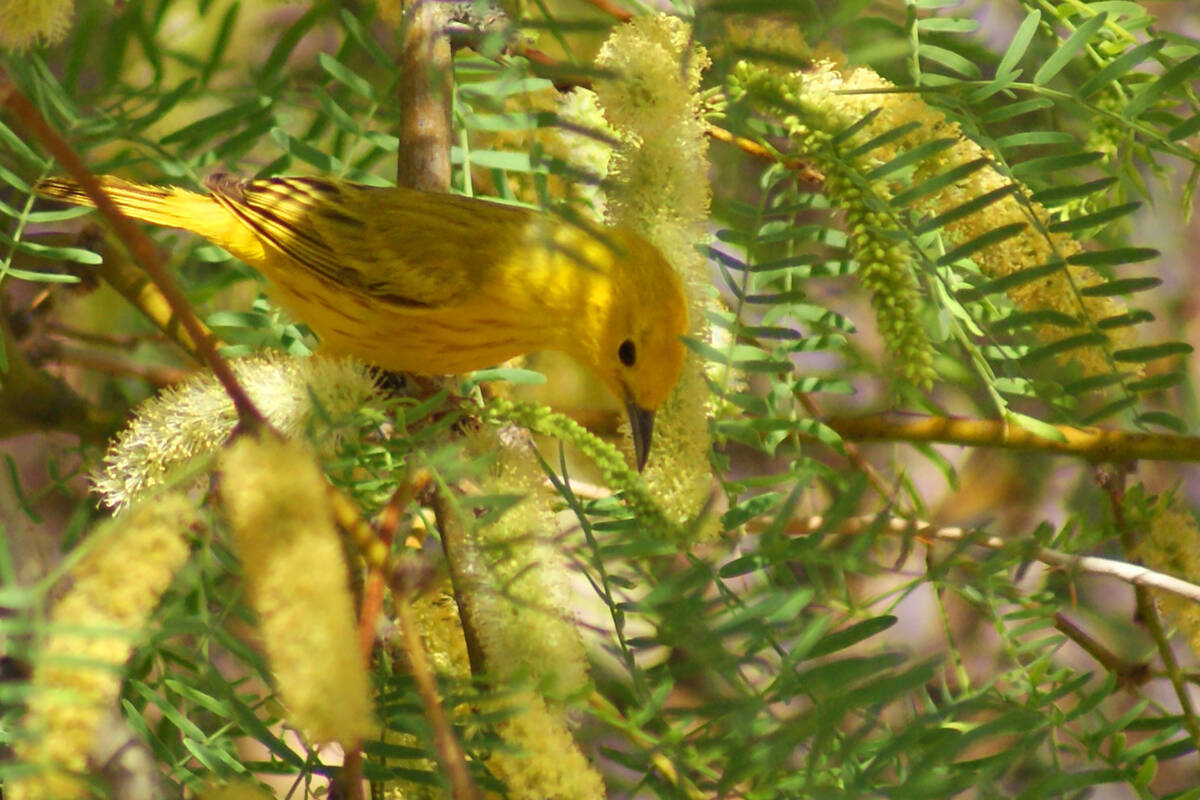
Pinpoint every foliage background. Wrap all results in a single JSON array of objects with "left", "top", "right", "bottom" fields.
[{"left": 4, "top": 0, "right": 1200, "bottom": 798}]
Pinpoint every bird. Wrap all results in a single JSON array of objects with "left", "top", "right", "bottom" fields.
[{"left": 35, "top": 173, "right": 689, "bottom": 470}]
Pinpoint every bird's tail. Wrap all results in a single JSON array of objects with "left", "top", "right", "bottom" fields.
[
  {"left": 35, "top": 176, "right": 219, "bottom": 230},
  {"left": 34, "top": 175, "right": 263, "bottom": 263}
]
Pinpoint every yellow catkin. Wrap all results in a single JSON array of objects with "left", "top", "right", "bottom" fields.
[
  {"left": 219, "top": 432, "right": 373, "bottom": 745},
  {"left": 0, "top": 0, "right": 73, "bottom": 50},
  {"left": 596, "top": 14, "right": 717, "bottom": 537},
  {"left": 1137, "top": 495, "right": 1200, "bottom": 656},
  {"left": 792, "top": 59, "right": 1135, "bottom": 376},
  {"left": 484, "top": 691, "right": 605, "bottom": 800},
  {"left": 466, "top": 428, "right": 590, "bottom": 699},
  {"left": 94, "top": 354, "right": 380, "bottom": 511},
  {"left": 9, "top": 493, "right": 197, "bottom": 800}
]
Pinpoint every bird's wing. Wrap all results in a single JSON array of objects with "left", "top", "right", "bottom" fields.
[{"left": 206, "top": 175, "right": 528, "bottom": 308}]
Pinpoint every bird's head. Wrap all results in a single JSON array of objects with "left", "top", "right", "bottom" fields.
[{"left": 589, "top": 228, "right": 689, "bottom": 471}]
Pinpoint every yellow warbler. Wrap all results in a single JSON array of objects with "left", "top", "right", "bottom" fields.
[{"left": 36, "top": 174, "right": 689, "bottom": 469}]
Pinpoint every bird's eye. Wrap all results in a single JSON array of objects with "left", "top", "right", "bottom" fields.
[{"left": 618, "top": 339, "right": 637, "bottom": 367}]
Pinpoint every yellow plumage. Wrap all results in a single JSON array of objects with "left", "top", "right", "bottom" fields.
[{"left": 35, "top": 174, "right": 688, "bottom": 468}]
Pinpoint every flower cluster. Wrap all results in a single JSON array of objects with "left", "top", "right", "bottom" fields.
[
  {"left": 595, "top": 14, "right": 717, "bottom": 536},
  {"left": 736, "top": 57, "right": 1135, "bottom": 378},
  {"left": 94, "top": 354, "right": 380, "bottom": 510},
  {"left": 219, "top": 431, "right": 374, "bottom": 745},
  {"left": 10, "top": 493, "right": 197, "bottom": 800},
  {"left": 0, "top": 0, "right": 72, "bottom": 50},
  {"left": 1137, "top": 493, "right": 1200, "bottom": 658}
]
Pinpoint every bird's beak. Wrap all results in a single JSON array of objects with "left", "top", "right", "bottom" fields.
[{"left": 626, "top": 400, "right": 656, "bottom": 472}]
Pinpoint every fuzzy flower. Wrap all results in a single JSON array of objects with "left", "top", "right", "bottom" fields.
[
  {"left": 9, "top": 493, "right": 197, "bottom": 800},
  {"left": 595, "top": 14, "right": 716, "bottom": 537},
  {"left": 461, "top": 426, "right": 590, "bottom": 699},
  {"left": 485, "top": 691, "right": 605, "bottom": 800},
  {"left": 94, "top": 354, "right": 380, "bottom": 511},
  {"left": 0, "top": 0, "right": 72, "bottom": 50},
  {"left": 219, "top": 431, "right": 373, "bottom": 745},
  {"left": 1136, "top": 494, "right": 1200, "bottom": 658}
]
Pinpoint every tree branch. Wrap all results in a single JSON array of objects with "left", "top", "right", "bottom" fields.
[{"left": 826, "top": 413, "right": 1200, "bottom": 463}]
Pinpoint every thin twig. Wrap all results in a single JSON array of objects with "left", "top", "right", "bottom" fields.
[
  {"left": 0, "top": 72, "right": 263, "bottom": 429},
  {"left": 392, "top": 567, "right": 481, "bottom": 800},
  {"left": 50, "top": 347, "right": 189, "bottom": 387},
  {"left": 354, "top": 469, "right": 433, "bottom": 660},
  {"left": 1054, "top": 612, "right": 1151, "bottom": 690},
  {"left": 787, "top": 514, "right": 1200, "bottom": 605},
  {"left": 581, "top": 0, "right": 632, "bottom": 21}
]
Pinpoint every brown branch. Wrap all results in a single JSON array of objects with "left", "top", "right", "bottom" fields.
[
  {"left": 391, "top": 563, "right": 481, "bottom": 800},
  {"left": 581, "top": 0, "right": 632, "bottom": 22},
  {"left": 353, "top": 469, "right": 433, "bottom": 660},
  {"left": 1054, "top": 612, "right": 1151, "bottom": 690},
  {"left": 397, "top": 0, "right": 453, "bottom": 192},
  {"left": 431, "top": 488, "right": 488, "bottom": 676},
  {"left": 0, "top": 72, "right": 263, "bottom": 430},
  {"left": 826, "top": 413, "right": 1200, "bottom": 464}
]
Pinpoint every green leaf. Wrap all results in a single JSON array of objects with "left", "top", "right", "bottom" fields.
[
  {"left": 808, "top": 615, "right": 897, "bottom": 658},
  {"left": 916, "top": 17, "right": 979, "bottom": 33},
  {"left": 980, "top": 96, "right": 1053, "bottom": 123},
  {"left": 1078, "top": 277, "right": 1161, "bottom": 296},
  {"left": 937, "top": 222, "right": 1027, "bottom": 266},
  {"left": 1136, "top": 411, "right": 1187, "bottom": 433},
  {"left": 1031, "top": 177, "right": 1118, "bottom": 206},
  {"left": 1006, "top": 410, "right": 1069, "bottom": 442},
  {"left": 1111, "top": 341, "right": 1193, "bottom": 363},
  {"left": 842, "top": 120, "right": 922, "bottom": 161},
  {"left": 270, "top": 128, "right": 344, "bottom": 173},
  {"left": 1126, "top": 371, "right": 1183, "bottom": 392},
  {"left": 1066, "top": 247, "right": 1159, "bottom": 267},
  {"left": 996, "top": 10, "right": 1041, "bottom": 78},
  {"left": 160, "top": 97, "right": 272, "bottom": 146},
  {"left": 0, "top": 120, "right": 44, "bottom": 166},
  {"left": 1049, "top": 201, "right": 1141, "bottom": 234},
  {"left": 260, "top": 5, "right": 321, "bottom": 81},
  {"left": 914, "top": 184, "right": 1020, "bottom": 235},
  {"left": 919, "top": 43, "right": 981, "bottom": 77},
  {"left": 317, "top": 52, "right": 376, "bottom": 100},
  {"left": 1124, "top": 53, "right": 1200, "bottom": 119},
  {"left": 1034, "top": 12, "right": 1109, "bottom": 85},
  {"left": 867, "top": 138, "right": 957, "bottom": 180},
  {"left": 995, "top": 131, "right": 1077, "bottom": 149},
  {"left": 1097, "top": 309, "right": 1155, "bottom": 329},
  {"left": 1079, "top": 38, "right": 1166, "bottom": 98},
  {"left": 892, "top": 157, "right": 990, "bottom": 207},
  {"left": 466, "top": 367, "right": 547, "bottom": 385},
  {"left": 1020, "top": 332, "right": 1109, "bottom": 364},
  {"left": 956, "top": 259, "right": 1064, "bottom": 302},
  {"left": 1168, "top": 112, "right": 1200, "bottom": 141}
]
